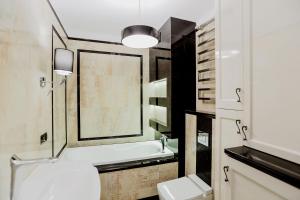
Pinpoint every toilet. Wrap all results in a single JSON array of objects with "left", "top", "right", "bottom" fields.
[
  {"left": 158, "top": 113, "right": 214, "bottom": 200},
  {"left": 157, "top": 174, "right": 212, "bottom": 200}
]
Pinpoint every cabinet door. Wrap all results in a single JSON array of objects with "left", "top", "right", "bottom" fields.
[
  {"left": 215, "top": 0, "right": 246, "bottom": 111},
  {"left": 222, "top": 157, "right": 300, "bottom": 200},
  {"left": 243, "top": 0, "right": 300, "bottom": 164},
  {"left": 215, "top": 109, "right": 245, "bottom": 200}
]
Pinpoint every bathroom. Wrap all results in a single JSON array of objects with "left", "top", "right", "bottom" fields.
[{"left": 0, "top": 0, "right": 300, "bottom": 200}]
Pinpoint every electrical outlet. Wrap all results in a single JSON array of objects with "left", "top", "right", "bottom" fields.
[{"left": 40, "top": 132, "right": 48, "bottom": 144}]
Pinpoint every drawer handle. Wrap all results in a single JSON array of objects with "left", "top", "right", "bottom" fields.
[
  {"left": 236, "top": 88, "right": 241, "bottom": 102},
  {"left": 223, "top": 166, "right": 229, "bottom": 182},
  {"left": 235, "top": 120, "right": 241, "bottom": 135},
  {"left": 242, "top": 125, "right": 248, "bottom": 141}
]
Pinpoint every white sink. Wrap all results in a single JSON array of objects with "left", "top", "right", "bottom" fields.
[{"left": 14, "top": 161, "right": 100, "bottom": 200}]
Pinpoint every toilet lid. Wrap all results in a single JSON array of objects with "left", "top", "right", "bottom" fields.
[
  {"left": 188, "top": 174, "right": 212, "bottom": 195},
  {"left": 157, "top": 177, "right": 204, "bottom": 200}
]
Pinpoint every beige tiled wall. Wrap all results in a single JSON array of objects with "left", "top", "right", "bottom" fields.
[
  {"left": 0, "top": 0, "right": 67, "bottom": 199},
  {"left": 67, "top": 40, "right": 155, "bottom": 146},
  {"left": 100, "top": 162, "right": 178, "bottom": 200},
  {"left": 79, "top": 52, "right": 141, "bottom": 139},
  {"left": 185, "top": 114, "right": 197, "bottom": 175}
]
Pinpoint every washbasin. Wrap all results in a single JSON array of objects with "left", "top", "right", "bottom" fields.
[{"left": 14, "top": 161, "right": 100, "bottom": 200}]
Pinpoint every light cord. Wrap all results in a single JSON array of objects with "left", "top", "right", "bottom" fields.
[{"left": 138, "top": 0, "right": 141, "bottom": 24}]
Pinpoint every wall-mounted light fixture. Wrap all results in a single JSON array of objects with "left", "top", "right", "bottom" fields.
[
  {"left": 54, "top": 48, "right": 74, "bottom": 76},
  {"left": 40, "top": 48, "right": 74, "bottom": 93}
]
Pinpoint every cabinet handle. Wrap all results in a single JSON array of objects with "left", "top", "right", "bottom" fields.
[
  {"left": 236, "top": 88, "right": 241, "bottom": 102},
  {"left": 223, "top": 166, "right": 229, "bottom": 182},
  {"left": 242, "top": 125, "right": 248, "bottom": 141},
  {"left": 235, "top": 120, "right": 241, "bottom": 134}
]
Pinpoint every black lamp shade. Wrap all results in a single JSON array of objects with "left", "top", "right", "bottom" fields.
[
  {"left": 54, "top": 48, "right": 74, "bottom": 76},
  {"left": 121, "top": 25, "right": 160, "bottom": 48}
]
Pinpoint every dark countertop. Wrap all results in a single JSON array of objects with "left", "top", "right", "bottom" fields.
[
  {"left": 97, "top": 156, "right": 178, "bottom": 173},
  {"left": 225, "top": 146, "right": 300, "bottom": 189}
]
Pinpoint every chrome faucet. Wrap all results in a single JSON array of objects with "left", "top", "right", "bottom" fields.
[{"left": 160, "top": 134, "right": 168, "bottom": 153}]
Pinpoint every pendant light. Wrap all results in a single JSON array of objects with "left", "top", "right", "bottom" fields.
[{"left": 121, "top": 0, "right": 160, "bottom": 48}]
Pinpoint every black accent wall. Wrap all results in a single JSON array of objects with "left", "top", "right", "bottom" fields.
[
  {"left": 173, "top": 30, "right": 196, "bottom": 177},
  {"left": 150, "top": 17, "right": 196, "bottom": 177},
  {"left": 196, "top": 114, "right": 213, "bottom": 186}
]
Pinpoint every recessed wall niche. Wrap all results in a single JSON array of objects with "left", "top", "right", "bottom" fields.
[{"left": 77, "top": 50, "right": 143, "bottom": 140}]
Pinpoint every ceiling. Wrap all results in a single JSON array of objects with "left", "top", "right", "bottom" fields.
[{"left": 50, "top": 0, "right": 215, "bottom": 43}]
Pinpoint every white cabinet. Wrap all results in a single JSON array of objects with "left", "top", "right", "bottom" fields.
[
  {"left": 215, "top": 0, "right": 300, "bottom": 199},
  {"left": 215, "top": 0, "right": 246, "bottom": 111},
  {"left": 216, "top": 109, "right": 247, "bottom": 149},
  {"left": 217, "top": 0, "right": 300, "bottom": 164},
  {"left": 242, "top": 0, "right": 300, "bottom": 164},
  {"left": 221, "top": 157, "right": 300, "bottom": 200},
  {"left": 214, "top": 109, "right": 246, "bottom": 200}
]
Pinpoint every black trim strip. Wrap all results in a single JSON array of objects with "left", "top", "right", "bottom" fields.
[
  {"left": 79, "top": 134, "right": 143, "bottom": 141},
  {"left": 197, "top": 87, "right": 215, "bottom": 101},
  {"left": 51, "top": 25, "right": 68, "bottom": 157},
  {"left": 198, "top": 97, "right": 215, "bottom": 101},
  {"left": 197, "top": 28, "right": 215, "bottom": 38},
  {"left": 52, "top": 26, "right": 67, "bottom": 49},
  {"left": 198, "top": 68, "right": 215, "bottom": 73},
  {"left": 149, "top": 119, "right": 170, "bottom": 135},
  {"left": 46, "top": 0, "right": 69, "bottom": 38},
  {"left": 139, "top": 196, "right": 159, "bottom": 200},
  {"left": 154, "top": 56, "right": 171, "bottom": 82},
  {"left": 197, "top": 48, "right": 215, "bottom": 55},
  {"left": 77, "top": 49, "right": 143, "bottom": 141},
  {"left": 185, "top": 110, "right": 215, "bottom": 118},
  {"left": 225, "top": 146, "right": 300, "bottom": 189},
  {"left": 198, "top": 38, "right": 215, "bottom": 47},
  {"left": 149, "top": 97, "right": 167, "bottom": 107},
  {"left": 97, "top": 156, "right": 177, "bottom": 173},
  {"left": 69, "top": 37, "right": 122, "bottom": 45},
  {"left": 152, "top": 47, "right": 171, "bottom": 51},
  {"left": 155, "top": 56, "right": 171, "bottom": 61},
  {"left": 198, "top": 58, "right": 215, "bottom": 65},
  {"left": 198, "top": 78, "right": 215, "bottom": 82},
  {"left": 198, "top": 88, "right": 215, "bottom": 91}
]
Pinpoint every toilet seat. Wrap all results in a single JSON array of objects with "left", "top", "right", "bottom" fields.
[{"left": 157, "top": 174, "right": 212, "bottom": 200}]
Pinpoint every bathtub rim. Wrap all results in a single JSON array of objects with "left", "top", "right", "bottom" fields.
[{"left": 60, "top": 140, "right": 176, "bottom": 167}]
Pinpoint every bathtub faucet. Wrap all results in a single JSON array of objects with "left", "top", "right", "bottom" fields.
[{"left": 160, "top": 134, "right": 168, "bottom": 153}]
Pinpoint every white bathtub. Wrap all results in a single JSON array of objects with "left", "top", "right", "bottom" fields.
[{"left": 61, "top": 141, "right": 174, "bottom": 166}]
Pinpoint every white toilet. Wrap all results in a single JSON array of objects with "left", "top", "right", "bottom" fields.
[{"left": 157, "top": 174, "right": 213, "bottom": 200}]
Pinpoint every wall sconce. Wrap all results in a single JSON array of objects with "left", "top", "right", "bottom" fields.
[
  {"left": 54, "top": 48, "right": 74, "bottom": 76},
  {"left": 40, "top": 48, "right": 74, "bottom": 93}
]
